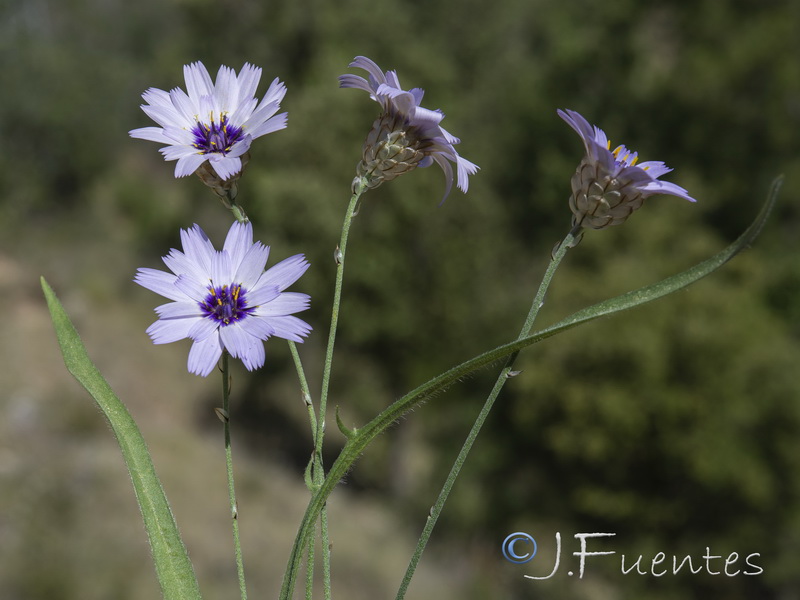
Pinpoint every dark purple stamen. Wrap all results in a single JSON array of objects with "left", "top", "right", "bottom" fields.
[
  {"left": 191, "top": 114, "right": 244, "bottom": 156},
  {"left": 200, "top": 284, "right": 254, "bottom": 326}
]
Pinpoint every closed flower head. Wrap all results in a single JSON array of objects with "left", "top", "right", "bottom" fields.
[
  {"left": 558, "top": 109, "right": 696, "bottom": 230},
  {"left": 130, "top": 62, "right": 287, "bottom": 194},
  {"left": 339, "top": 56, "right": 478, "bottom": 202},
  {"left": 135, "top": 222, "right": 311, "bottom": 377}
]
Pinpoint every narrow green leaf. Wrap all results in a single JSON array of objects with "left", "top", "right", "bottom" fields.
[
  {"left": 280, "top": 176, "right": 781, "bottom": 600},
  {"left": 355, "top": 176, "right": 781, "bottom": 466},
  {"left": 335, "top": 406, "right": 357, "bottom": 439},
  {"left": 41, "top": 278, "right": 202, "bottom": 600}
]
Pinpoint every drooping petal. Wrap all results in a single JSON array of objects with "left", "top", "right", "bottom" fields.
[
  {"left": 236, "top": 64, "right": 263, "bottom": 106},
  {"left": 188, "top": 315, "right": 219, "bottom": 341},
  {"left": 253, "top": 292, "right": 310, "bottom": 316},
  {"left": 141, "top": 103, "right": 185, "bottom": 130},
  {"left": 259, "top": 77, "right": 287, "bottom": 107},
  {"left": 213, "top": 64, "right": 237, "bottom": 112},
  {"left": 188, "top": 333, "right": 223, "bottom": 377},
  {"left": 129, "top": 127, "right": 173, "bottom": 143},
  {"left": 209, "top": 155, "right": 242, "bottom": 180},
  {"left": 557, "top": 109, "right": 598, "bottom": 152},
  {"left": 238, "top": 315, "right": 276, "bottom": 340},
  {"left": 223, "top": 221, "right": 255, "bottom": 268},
  {"left": 155, "top": 301, "right": 203, "bottom": 319},
  {"left": 219, "top": 322, "right": 252, "bottom": 358},
  {"left": 246, "top": 284, "right": 281, "bottom": 307},
  {"left": 349, "top": 56, "right": 386, "bottom": 87},
  {"left": 234, "top": 243, "right": 270, "bottom": 289},
  {"left": 180, "top": 224, "right": 215, "bottom": 273},
  {"left": 146, "top": 317, "right": 198, "bottom": 344},
  {"left": 456, "top": 154, "right": 480, "bottom": 193},
  {"left": 184, "top": 62, "right": 215, "bottom": 103},
  {"left": 239, "top": 334, "right": 266, "bottom": 371},
  {"left": 246, "top": 113, "right": 288, "bottom": 139},
  {"left": 134, "top": 268, "right": 185, "bottom": 301},
  {"left": 228, "top": 97, "right": 259, "bottom": 129},
  {"left": 637, "top": 161, "right": 672, "bottom": 178},
  {"left": 338, "top": 74, "right": 373, "bottom": 93},
  {"left": 267, "top": 315, "right": 313, "bottom": 342},
  {"left": 226, "top": 138, "right": 253, "bottom": 158},
  {"left": 163, "top": 247, "right": 207, "bottom": 282},
  {"left": 211, "top": 251, "right": 233, "bottom": 287},
  {"left": 141, "top": 87, "right": 172, "bottom": 107},
  {"left": 643, "top": 180, "right": 697, "bottom": 202},
  {"left": 375, "top": 84, "right": 418, "bottom": 117},
  {"left": 258, "top": 254, "right": 310, "bottom": 291},
  {"left": 160, "top": 145, "right": 198, "bottom": 160},
  {"left": 174, "top": 153, "right": 208, "bottom": 178},
  {"left": 430, "top": 153, "right": 455, "bottom": 204},
  {"left": 174, "top": 273, "right": 210, "bottom": 303}
]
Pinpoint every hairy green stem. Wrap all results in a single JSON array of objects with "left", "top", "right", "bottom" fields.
[
  {"left": 280, "top": 180, "right": 365, "bottom": 600},
  {"left": 288, "top": 339, "right": 333, "bottom": 600},
  {"left": 221, "top": 352, "right": 248, "bottom": 600},
  {"left": 316, "top": 178, "right": 367, "bottom": 457},
  {"left": 395, "top": 229, "right": 577, "bottom": 599}
]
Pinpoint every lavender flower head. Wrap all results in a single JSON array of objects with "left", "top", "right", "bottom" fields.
[
  {"left": 558, "top": 109, "right": 696, "bottom": 230},
  {"left": 130, "top": 62, "right": 287, "bottom": 189},
  {"left": 135, "top": 221, "right": 311, "bottom": 377},
  {"left": 339, "top": 56, "right": 478, "bottom": 201}
]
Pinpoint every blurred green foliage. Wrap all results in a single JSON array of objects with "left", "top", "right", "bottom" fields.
[{"left": 3, "top": 0, "right": 800, "bottom": 598}]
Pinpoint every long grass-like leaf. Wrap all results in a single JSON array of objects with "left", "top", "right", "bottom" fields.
[
  {"left": 42, "top": 278, "right": 202, "bottom": 600},
  {"left": 280, "top": 176, "right": 781, "bottom": 599}
]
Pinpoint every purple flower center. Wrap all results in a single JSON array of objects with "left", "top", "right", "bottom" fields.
[
  {"left": 191, "top": 114, "right": 244, "bottom": 156},
  {"left": 200, "top": 284, "right": 255, "bottom": 326}
]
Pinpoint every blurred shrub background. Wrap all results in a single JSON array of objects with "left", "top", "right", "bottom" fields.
[{"left": 2, "top": 0, "right": 800, "bottom": 598}]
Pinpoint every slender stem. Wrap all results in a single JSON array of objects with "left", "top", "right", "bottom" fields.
[
  {"left": 314, "top": 178, "right": 367, "bottom": 597},
  {"left": 305, "top": 531, "right": 315, "bottom": 600},
  {"left": 288, "top": 342, "right": 318, "bottom": 600},
  {"left": 230, "top": 202, "right": 249, "bottom": 224},
  {"left": 320, "top": 505, "right": 332, "bottom": 600},
  {"left": 288, "top": 340, "right": 334, "bottom": 599},
  {"left": 220, "top": 352, "right": 248, "bottom": 600},
  {"left": 316, "top": 178, "right": 367, "bottom": 457},
  {"left": 218, "top": 187, "right": 249, "bottom": 224},
  {"left": 395, "top": 229, "right": 577, "bottom": 600},
  {"left": 288, "top": 341, "right": 317, "bottom": 442},
  {"left": 280, "top": 181, "right": 366, "bottom": 600}
]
